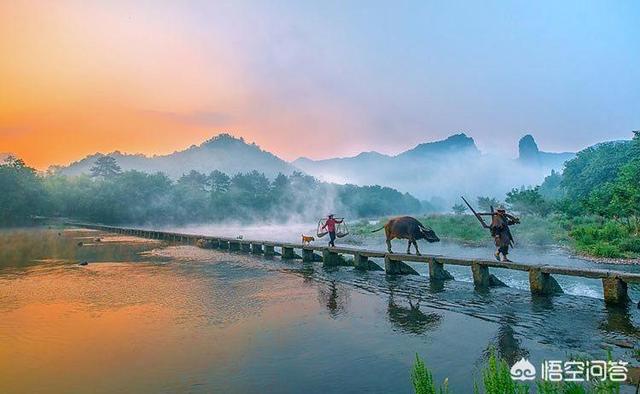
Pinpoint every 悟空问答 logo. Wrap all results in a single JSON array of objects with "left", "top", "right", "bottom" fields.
[{"left": 510, "top": 358, "right": 536, "bottom": 381}]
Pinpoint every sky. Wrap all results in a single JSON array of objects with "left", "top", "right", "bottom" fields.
[{"left": 1, "top": 0, "right": 639, "bottom": 169}]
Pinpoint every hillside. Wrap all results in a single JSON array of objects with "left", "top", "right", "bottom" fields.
[{"left": 58, "top": 134, "right": 297, "bottom": 178}]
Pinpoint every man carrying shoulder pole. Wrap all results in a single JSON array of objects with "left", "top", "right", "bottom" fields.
[{"left": 322, "top": 214, "right": 343, "bottom": 248}]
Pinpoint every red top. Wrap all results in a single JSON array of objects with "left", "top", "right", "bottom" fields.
[{"left": 323, "top": 218, "right": 342, "bottom": 232}]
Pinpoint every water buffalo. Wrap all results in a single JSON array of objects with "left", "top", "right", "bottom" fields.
[{"left": 372, "top": 216, "right": 439, "bottom": 255}]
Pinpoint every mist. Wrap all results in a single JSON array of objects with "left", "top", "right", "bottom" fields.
[{"left": 296, "top": 149, "right": 566, "bottom": 210}]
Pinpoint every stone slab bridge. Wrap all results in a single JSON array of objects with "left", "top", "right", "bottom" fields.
[{"left": 72, "top": 223, "right": 640, "bottom": 306}]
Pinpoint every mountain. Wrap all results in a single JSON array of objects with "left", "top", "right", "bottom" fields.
[
  {"left": 293, "top": 133, "right": 574, "bottom": 208},
  {"left": 517, "top": 134, "right": 575, "bottom": 169},
  {"left": 395, "top": 133, "right": 480, "bottom": 159},
  {"left": 59, "top": 134, "right": 297, "bottom": 178}
]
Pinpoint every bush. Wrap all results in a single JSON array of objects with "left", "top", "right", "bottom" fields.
[
  {"left": 619, "top": 237, "right": 640, "bottom": 253},
  {"left": 588, "top": 243, "right": 623, "bottom": 258}
]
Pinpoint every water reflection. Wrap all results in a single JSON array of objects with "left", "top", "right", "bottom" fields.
[
  {"left": 317, "top": 280, "right": 350, "bottom": 318},
  {"left": 601, "top": 304, "right": 640, "bottom": 340},
  {"left": 387, "top": 291, "right": 442, "bottom": 335},
  {"left": 486, "top": 313, "right": 529, "bottom": 366}
]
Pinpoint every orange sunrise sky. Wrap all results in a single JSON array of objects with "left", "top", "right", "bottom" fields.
[{"left": 1, "top": 1, "right": 638, "bottom": 169}]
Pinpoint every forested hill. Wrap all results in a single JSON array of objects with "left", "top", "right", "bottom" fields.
[
  {"left": 531, "top": 131, "right": 640, "bottom": 258},
  {"left": 0, "top": 157, "right": 424, "bottom": 226},
  {"left": 58, "top": 134, "right": 296, "bottom": 179}
]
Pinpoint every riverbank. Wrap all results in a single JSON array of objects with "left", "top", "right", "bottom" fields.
[{"left": 351, "top": 214, "right": 640, "bottom": 263}]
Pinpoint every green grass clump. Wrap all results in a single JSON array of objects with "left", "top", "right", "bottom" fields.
[
  {"left": 412, "top": 354, "right": 449, "bottom": 394},
  {"left": 412, "top": 351, "right": 623, "bottom": 394},
  {"left": 476, "top": 351, "right": 529, "bottom": 394}
]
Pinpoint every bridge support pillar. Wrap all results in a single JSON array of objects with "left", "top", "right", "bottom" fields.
[
  {"left": 429, "top": 259, "right": 453, "bottom": 280},
  {"left": 354, "top": 253, "right": 370, "bottom": 270},
  {"left": 384, "top": 257, "right": 419, "bottom": 275},
  {"left": 529, "top": 269, "right": 563, "bottom": 295},
  {"left": 323, "top": 250, "right": 341, "bottom": 266},
  {"left": 264, "top": 245, "right": 275, "bottom": 256},
  {"left": 603, "top": 278, "right": 629, "bottom": 305},
  {"left": 472, "top": 262, "right": 490, "bottom": 288},
  {"left": 302, "top": 248, "right": 315, "bottom": 262},
  {"left": 282, "top": 247, "right": 295, "bottom": 259},
  {"left": 241, "top": 242, "right": 251, "bottom": 252},
  {"left": 251, "top": 243, "right": 263, "bottom": 254}
]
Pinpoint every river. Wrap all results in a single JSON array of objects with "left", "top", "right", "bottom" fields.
[{"left": 0, "top": 225, "right": 638, "bottom": 393}]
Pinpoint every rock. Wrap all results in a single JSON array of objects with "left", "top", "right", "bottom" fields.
[
  {"left": 94, "top": 238, "right": 101, "bottom": 242},
  {"left": 77, "top": 241, "right": 83, "bottom": 246},
  {"left": 79, "top": 261, "right": 88, "bottom": 266}
]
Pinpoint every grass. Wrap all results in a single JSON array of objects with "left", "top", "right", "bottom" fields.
[
  {"left": 412, "top": 351, "right": 623, "bottom": 394},
  {"left": 569, "top": 219, "right": 640, "bottom": 259}
]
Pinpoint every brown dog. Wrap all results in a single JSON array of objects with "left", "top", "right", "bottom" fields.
[{"left": 301, "top": 234, "right": 315, "bottom": 245}]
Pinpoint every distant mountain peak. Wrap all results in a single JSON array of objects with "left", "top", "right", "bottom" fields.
[
  {"left": 397, "top": 132, "right": 479, "bottom": 158},
  {"left": 518, "top": 134, "right": 540, "bottom": 160},
  {"left": 201, "top": 133, "right": 246, "bottom": 147},
  {"left": 518, "top": 134, "right": 575, "bottom": 168}
]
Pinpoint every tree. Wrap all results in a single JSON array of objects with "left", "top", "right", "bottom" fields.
[
  {"left": 505, "top": 186, "right": 552, "bottom": 216},
  {"left": 178, "top": 170, "right": 209, "bottom": 192},
  {"left": 477, "top": 196, "right": 501, "bottom": 211},
  {"left": 538, "top": 170, "right": 564, "bottom": 200},
  {"left": 608, "top": 158, "right": 640, "bottom": 233},
  {"left": 90, "top": 156, "right": 121, "bottom": 178},
  {"left": 451, "top": 203, "right": 466, "bottom": 215},
  {"left": 0, "top": 156, "right": 48, "bottom": 224},
  {"left": 209, "top": 170, "right": 231, "bottom": 194}
]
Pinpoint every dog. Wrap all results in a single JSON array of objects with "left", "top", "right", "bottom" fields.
[{"left": 301, "top": 234, "right": 315, "bottom": 245}]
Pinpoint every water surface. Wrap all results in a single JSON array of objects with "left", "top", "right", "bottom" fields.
[{"left": 0, "top": 227, "right": 638, "bottom": 393}]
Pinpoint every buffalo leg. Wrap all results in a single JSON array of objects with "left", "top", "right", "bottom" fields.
[
  {"left": 386, "top": 237, "right": 393, "bottom": 253},
  {"left": 413, "top": 240, "right": 421, "bottom": 256},
  {"left": 406, "top": 240, "right": 412, "bottom": 254}
]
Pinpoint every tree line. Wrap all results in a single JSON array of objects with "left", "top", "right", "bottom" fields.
[{"left": 0, "top": 156, "right": 424, "bottom": 226}]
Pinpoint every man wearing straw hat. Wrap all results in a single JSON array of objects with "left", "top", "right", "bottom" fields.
[
  {"left": 490, "top": 205, "right": 520, "bottom": 262},
  {"left": 322, "top": 214, "right": 343, "bottom": 248}
]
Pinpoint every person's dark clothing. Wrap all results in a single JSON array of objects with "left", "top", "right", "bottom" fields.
[
  {"left": 329, "top": 231, "right": 336, "bottom": 247},
  {"left": 490, "top": 213, "right": 518, "bottom": 257}
]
